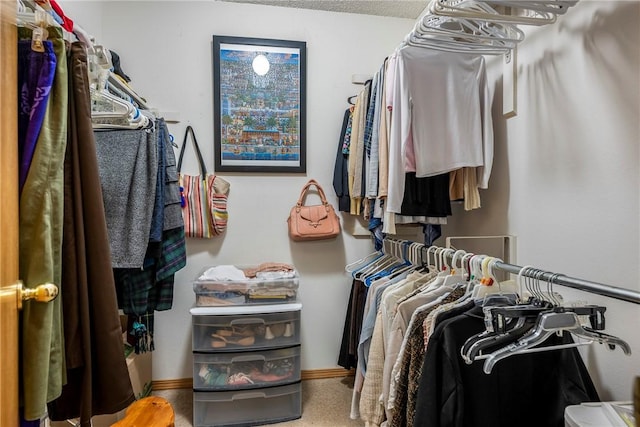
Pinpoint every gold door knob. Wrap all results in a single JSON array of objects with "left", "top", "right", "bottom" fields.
[{"left": 17, "top": 281, "right": 58, "bottom": 309}]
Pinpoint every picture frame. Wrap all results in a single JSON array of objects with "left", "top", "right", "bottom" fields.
[{"left": 212, "top": 35, "right": 307, "bottom": 173}]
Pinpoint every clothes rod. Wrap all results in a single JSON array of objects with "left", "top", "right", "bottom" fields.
[
  {"left": 382, "top": 238, "right": 640, "bottom": 305},
  {"left": 493, "top": 260, "right": 640, "bottom": 306}
]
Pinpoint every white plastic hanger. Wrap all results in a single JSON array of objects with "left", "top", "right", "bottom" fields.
[
  {"left": 385, "top": 240, "right": 419, "bottom": 278},
  {"left": 403, "top": 8, "right": 509, "bottom": 52},
  {"left": 463, "top": 254, "right": 484, "bottom": 294},
  {"left": 17, "top": 6, "right": 57, "bottom": 29},
  {"left": 17, "top": 1, "right": 80, "bottom": 47},
  {"left": 353, "top": 240, "right": 402, "bottom": 280},
  {"left": 345, "top": 250, "right": 384, "bottom": 274},
  {"left": 436, "top": 248, "right": 454, "bottom": 276},
  {"left": 477, "top": 0, "right": 579, "bottom": 15},
  {"left": 441, "top": 249, "right": 468, "bottom": 288},
  {"left": 470, "top": 256, "right": 496, "bottom": 300},
  {"left": 352, "top": 251, "right": 395, "bottom": 278},
  {"left": 416, "top": 11, "right": 525, "bottom": 45},
  {"left": 430, "top": 0, "right": 558, "bottom": 26},
  {"left": 90, "top": 94, "right": 149, "bottom": 129},
  {"left": 399, "top": 242, "right": 428, "bottom": 278},
  {"left": 419, "top": 247, "right": 457, "bottom": 293},
  {"left": 90, "top": 57, "right": 150, "bottom": 130},
  {"left": 408, "top": 242, "right": 424, "bottom": 267}
]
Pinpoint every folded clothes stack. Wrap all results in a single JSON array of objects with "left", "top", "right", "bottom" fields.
[
  {"left": 194, "top": 263, "right": 299, "bottom": 306},
  {"left": 243, "top": 262, "right": 296, "bottom": 278}
]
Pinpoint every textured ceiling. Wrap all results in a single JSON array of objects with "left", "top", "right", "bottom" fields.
[{"left": 216, "top": 0, "right": 427, "bottom": 19}]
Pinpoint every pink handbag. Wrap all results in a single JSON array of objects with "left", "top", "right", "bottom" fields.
[{"left": 288, "top": 179, "right": 340, "bottom": 241}]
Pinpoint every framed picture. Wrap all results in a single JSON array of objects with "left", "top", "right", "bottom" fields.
[{"left": 212, "top": 35, "right": 307, "bottom": 173}]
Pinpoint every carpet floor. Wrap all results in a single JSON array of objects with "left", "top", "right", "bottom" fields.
[{"left": 152, "top": 376, "right": 365, "bottom": 427}]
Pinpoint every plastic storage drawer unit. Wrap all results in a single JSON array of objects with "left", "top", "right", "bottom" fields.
[
  {"left": 193, "top": 382, "right": 302, "bottom": 427},
  {"left": 190, "top": 304, "right": 302, "bottom": 352},
  {"left": 193, "top": 346, "right": 301, "bottom": 390}
]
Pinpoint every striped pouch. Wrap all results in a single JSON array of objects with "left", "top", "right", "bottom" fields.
[{"left": 206, "top": 174, "right": 230, "bottom": 235}]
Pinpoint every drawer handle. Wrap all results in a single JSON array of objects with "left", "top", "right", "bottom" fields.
[
  {"left": 231, "top": 354, "right": 266, "bottom": 363},
  {"left": 230, "top": 318, "right": 265, "bottom": 326},
  {"left": 232, "top": 391, "right": 266, "bottom": 400}
]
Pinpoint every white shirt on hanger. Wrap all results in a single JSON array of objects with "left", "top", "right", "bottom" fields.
[{"left": 386, "top": 45, "right": 494, "bottom": 214}]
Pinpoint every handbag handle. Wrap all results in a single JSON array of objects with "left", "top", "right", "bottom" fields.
[
  {"left": 177, "top": 125, "right": 207, "bottom": 175},
  {"left": 296, "top": 179, "right": 330, "bottom": 208}
]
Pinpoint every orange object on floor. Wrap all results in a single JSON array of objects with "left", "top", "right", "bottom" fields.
[{"left": 111, "top": 396, "right": 175, "bottom": 427}]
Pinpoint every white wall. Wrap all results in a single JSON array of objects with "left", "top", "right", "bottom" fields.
[
  {"left": 64, "top": 0, "right": 640, "bottom": 402},
  {"left": 445, "top": 1, "right": 640, "bottom": 401},
  {"left": 63, "top": 0, "right": 416, "bottom": 380}
]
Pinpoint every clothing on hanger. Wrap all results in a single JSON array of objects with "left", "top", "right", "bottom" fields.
[
  {"left": 333, "top": 108, "right": 352, "bottom": 212},
  {"left": 47, "top": 42, "right": 135, "bottom": 424},
  {"left": 413, "top": 303, "right": 599, "bottom": 427},
  {"left": 17, "top": 36, "right": 56, "bottom": 193},
  {"left": 109, "top": 49, "right": 131, "bottom": 82},
  {"left": 346, "top": 240, "right": 632, "bottom": 427},
  {"left": 386, "top": 46, "right": 493, "bottom": 215},
  {"left": 18, "top": 24, "right": 67, "bottom": 422}
]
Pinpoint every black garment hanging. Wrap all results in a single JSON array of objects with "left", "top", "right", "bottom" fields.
[
  {"left": 414, "top": 305, "right": 600, "bottom": 427},
  {"left": 333, "top": 109, "right": 351, "bottom": 212},
  {"left": 400, "top": 172, "right": 451, "bottom": 217},
  {"left": 108, "top": 50, "right": 131, "bottom": 82},
  {"left": 338, "top": 278, "right": 368, "bottom": 370}
]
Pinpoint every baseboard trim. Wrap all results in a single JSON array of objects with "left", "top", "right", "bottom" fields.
[
  {"left": 152, "top": 378, "right": 192, "bottom": 390},
  {"left": 301, "top": 368, "right": 354, "bottom": 380},
  {"left": 152, "top": 368, "right": 354, "bottom": 391}
]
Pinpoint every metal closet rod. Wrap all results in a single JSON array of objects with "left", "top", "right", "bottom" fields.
[
  {"left": 383, "top": 239, "right": 640, "bottom": 305},
  {"left": 492, "top": 260, "right": 640, "bottom": 306}
]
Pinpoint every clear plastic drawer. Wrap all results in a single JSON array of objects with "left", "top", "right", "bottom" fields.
[
  {"left": 193, "top": 382, "right": 302, "bottom": 427},
  {"left": 193, "top": 346, "right": 300, "bottom": 391},
  {"left": 191, "top": 306, "right": 301, "bottom": 352}
]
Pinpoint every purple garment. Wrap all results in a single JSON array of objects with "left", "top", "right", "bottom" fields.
[
  {"left": 20, "top": 409, "right": 38, "bottom": 427},
  {"left": 18, "top": 40, "right": 56, "bottom": 193}
]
